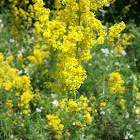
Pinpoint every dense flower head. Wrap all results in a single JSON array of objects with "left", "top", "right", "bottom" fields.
[
  {"left": 107, "top": 21, "right": 125, "bottom": 44},
  {"left": 46, "top": 95, "right": 92, "bottom": 139},
  {"left": 30, "top": 0, "right": 122, "bottom": 96},
  {"left": 59, "top": 95, "right": 90, "bottom": 112},
  {"left": 120, "top": 98, "right": 126, "bottom": 110},
  {"left": 109, "top": 72, "right": 125, "bottom": 94},
  {"left": 8, "top": 0, "right": 35, "bottom": 38},
  {"left": 0, "top": 53, "right": 33, "bottom": 114},
  {"left": 46, "top": 114, "right": 64, "bottom": 139}
]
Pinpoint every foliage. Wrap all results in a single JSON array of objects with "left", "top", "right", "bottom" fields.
[{"left": 96, "top": 0, "right": 140, "bottom": 25}]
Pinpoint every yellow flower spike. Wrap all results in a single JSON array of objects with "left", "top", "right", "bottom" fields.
[
  {"left": 90, "top": 96, "right": 96, "bottom": 101},
  {"left": 84, "top": 112, "right": 92, "bottom": 123},
  {"left": 66, "top": 129, "right": 70, "bottom": 136},
  {"left": 76, "top": 121, "right": 80, "bottom": 126},
  {"left": 136, "top": 92, "right": 140, "bottom": 100},
  {"left": 119, "top": 99, "right": 126, "bottom": 110},
  {"left": 86, "top": 107, "right": 92, "bottom": 112},
  {"left": 109, "top": 72, "right": 125, "bottom": 94},
  {"left": 46, "top": 114, "right": 64, "bottom": 139},
  {"left": 23, "top": 110, "right": 28, "bottom": 114},
  {"left": 100, "top": 102, "right": 106, "bottom": 107},
  {"left": 133, "top": 85, "right": 138, "bottom": 91}
]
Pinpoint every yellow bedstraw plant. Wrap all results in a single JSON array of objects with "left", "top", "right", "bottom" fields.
[
  {"left": 10, "top": 0, "right": 140, "bottom": 139},
  {"left": 26, "top": 1, "right": 128, "bottom": 138},
  {"left": 8, "top": 0, "right": 35, "bottom": 39},
  {"left": 0, "top": 52, "right": 33, "bottom": 115},
  {"left": 28, "top": 0, "right": 126, "bottom": 96},
  {"left": 109, "top": 72, "right": 125, "bottom": 94},
  {"left": 46, "top": 95, "right": 93, "bottom": 139}
]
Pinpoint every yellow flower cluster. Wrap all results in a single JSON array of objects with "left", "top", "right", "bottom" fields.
[
  {"left": 30, "top": 0, "right": 123, "bottom": 95},
  {"left": 122, "top": 33, "right": 135, "bottom": 45},
  {"left": 8, "top": 0, "right": 34, "bottom": 38},
  {"left": 6, "top": 100, "right": 13, "bottom": 108},
  {"left": 28, "top": 43, "right": 50, "bottom": 65},
  {"left": 46, "top": 95, "right": 92, "bottom": 139},
  {"left": 135, "top": 87, "right": 140, "bottom": 118},
  {"left": 114, "top": 44, "right": 124, "bottom": 55},
  {"left": 107, "top": 21, "right": 125, "bottom": 44},
  {"left": 109, "top": 72, "right": 125, "bottom": 94},
  {"left": 56, "top": 0, "right": 116, "bottom": 11},
  {"left": 100, "top": 101, "right": 106, "bottom": 107},
  {"left": 0, "top": 53, "right": 33, "bottom": 114},
  {"left": 59, "top": 95, "right": 91, "bottom": 113},
  {"left": 46, "top": 114, "right": 64, "bottom": 139},
  {"left": 119, "top": 98, "right": 126, "bottom": 110},
  {"left": 59, "top": 95, "right": 92, "bottom": 125}
]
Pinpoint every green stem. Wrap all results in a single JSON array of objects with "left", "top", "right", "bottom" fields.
[
  {"left": 76, "top": 0, "right": 81, "bottom": 58},
  {"left": 103, "top": 72, "right": 105, "bottom": 96}
]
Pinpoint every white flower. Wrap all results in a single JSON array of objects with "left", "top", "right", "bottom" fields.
[
  {"left": 129, "top": 125, "right": 132, "bottom": 128},
  {"left": 40, "top": 107, "right": 43, "bottom": 110},
  {"left": 129, "top": 134, "right": 133, "bottom": 139},
  {"left": 124, "top": 136, "right": 128, "bottom": 139},
  {"left": 0, "top": 19, "right": 2, "bottom": 23},
  {"left": 115, "top": 62, "right": 119, "bottom": 66},
  {"left": 51, "top": 93, "right": 56, "bottom": 98},
  {"left": 21, "top": 48, "right": 25, "bottom": 53},
  {"left": 103, "top": 26, "right": 107, "bottom": 30},
  {"left": 125, "top": 112, "right": 129, "bottom": 118},
  {"left": 106, "top": 3, "right": 110, "bottom": 7},
  {"left": 101, "top": 48, "right": 109, "bottom": 56},
  {"left": 107, "top": 109, "right": 111, "bottom": 114},
  {"left": 0, "top": 23, "right": 4, "bottom": 28},
  {"left": 31, "top": 36, "right": 35, "bottom": 40},
  {"left": 136, "top": 109, "right": 139, "bottom": 114},
  {"left": 126, "top": 131, "right": 130, "bottom": 136},
  {"left": 106, "top": 66, "right": 110, "bottom": 71},
  {"left": 121, "top": 50, "right": 126, "bottom": 56},
  {"left": 100, "top": 111, "right": 105, "bottom": 115},
  {"left": 135, "top": 119, "right": 139, "bottom": 122},
  {"left": 88, "top": 63, "right": 92, "bottom": 66},
  {"left": 73, "top": 122, "right": 76, "bottom": 125},
  {"left": 52, "top": 100, "right": 59, "bottom": 107},
  {"left": 36, "top": 108, "right": 41, "bottom": 113},
  {"left": 133, "top": 105, "right": 136, "bottom": 109},
  {"left": 17, "top": 70, "right": 23, "bottom": 75},
  {"left": 98, "top": 9, "right": 106, "bottom": 14},
  {"left": 126, "top": 64, "right": 130, "bottom": 68},
  {"left": 11, "top": 135, "right": 14, "bottom": 138},
  {"left": 130, "top": 76, "right": 137, "bottom": 81},
  {"left": 111, "top": 50, "right": 114, "bottom": 53},
  {"left": 9, "top": 39, "right": 14, "bottom": 43}
]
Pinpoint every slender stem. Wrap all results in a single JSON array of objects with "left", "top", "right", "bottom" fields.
[
  {"left": 103, "top": 72, "right": 105, "bottom": 95},
  {"left": 76, "top": 0, "right": 81, "bottom": 57},
  {"left": 74, "top": 89, "right": 76, "bottom": 100}
]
